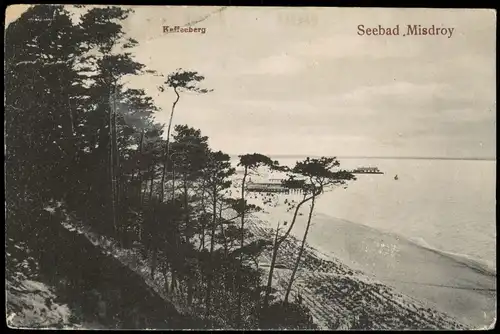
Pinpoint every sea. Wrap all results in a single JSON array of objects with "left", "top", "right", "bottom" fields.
[{"left": 231, "top": 156, "right": 497, "bottom": 327}]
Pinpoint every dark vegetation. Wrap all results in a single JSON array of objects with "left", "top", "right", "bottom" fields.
[
  {"left": 5, "top": 5, "right": 355, "bottom": 329},
  {"left": 15, "top": 210, "right": 208, "bottom": 329}
]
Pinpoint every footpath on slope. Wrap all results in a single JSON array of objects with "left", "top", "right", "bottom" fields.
[{"left": 8, "top": 212, "right": 208, "bottom": 330}]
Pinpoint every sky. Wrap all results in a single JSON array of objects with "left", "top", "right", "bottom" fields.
[{"left": 6, "top": 6, "right": 497, "bottom": 158}]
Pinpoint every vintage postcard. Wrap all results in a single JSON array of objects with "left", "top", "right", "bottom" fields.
[{"left": 5, "top": 5, "right": 496, "bottom": 330}]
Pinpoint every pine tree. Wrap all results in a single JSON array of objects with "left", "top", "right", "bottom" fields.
[{"left": 281, "top": 157, "right": 355, "bottom": 303}]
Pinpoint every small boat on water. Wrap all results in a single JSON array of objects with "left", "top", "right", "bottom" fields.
[
  {"left": 394, "top": 174, "right": 399, "bottom": 180},
  {"left": 352, "top": 167, "right": 384, "bottom": 174}
]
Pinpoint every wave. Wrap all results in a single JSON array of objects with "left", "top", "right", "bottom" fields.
[
  {"left": 311, "top": 211, "right": 496, "bottom": 278},
  {"left": 407, "top": 236, "right": 497, "bottom": 278}
]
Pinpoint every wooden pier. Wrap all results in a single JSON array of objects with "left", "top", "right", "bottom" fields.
[
  {"left": 246, "top": 181, "right": 306, "bottom": 194},
  {"left": 246, "top": 182, "right": 289, "bottom": 193}
]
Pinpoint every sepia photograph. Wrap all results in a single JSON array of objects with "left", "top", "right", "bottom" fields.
[{"left": 4, "top": 5, "right": 496, "bottom": 330}]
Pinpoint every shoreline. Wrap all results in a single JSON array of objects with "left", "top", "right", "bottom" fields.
[
  {"left": 245, "top": 219, "right": 469, "bottom": 329},
  {"left": 313, "top": 212, "right": 497, "bottom": 276},
  {"left": 248, "top": 206, "right": 496, "bottom": 329}
]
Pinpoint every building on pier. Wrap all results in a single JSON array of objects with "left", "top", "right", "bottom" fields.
[{"left": 352, "top": 167, "right": 384, "bottom": 174}]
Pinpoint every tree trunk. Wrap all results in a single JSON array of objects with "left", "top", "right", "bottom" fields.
[
  {"left": 160, "top": 87, "right": 180, "bottom": 202},
  {"left": 112, "top": 82, "right": 121, "bottom": 243},
  {"left": 262, "top": 224, "right": 280, "bottom": 311},
  {"left": 150, "top": 232, "right": 158, "bottom": 279},
  {"left": 236, "top": 166, "right": 248, "bottom": 328},
  {"left": 109, "top": 85, "right": 117, "bottom": 234},
  {"left": 148, "top": 163, "right": 155, "bottom": 203},
  {"left": 137, "top": 130, "right": 145, "bottom": 201},
  {"left": 218, "top": 201, "right": 229, "bottom": 256},
  {"left": 65, "top": 87, "right": 75, "bottom": 136},
  {"left": 183, "top": 176, "right": 190, "bottom": 240},
  {"left": 263, "top": 193, "right": 313, "bottom": 309},
  {"left": 205, "top": 185, "right": 218, "bottom": 318},
  {"left": 284, "top": 195, "right": 316, "bottom": 303},
  {"left": 148, "top": 168, "right": 157, "bottom": 279},
  {"left": 199, "top": 219, "right": 206, "bottom": 251},
  {"left": 199, "top": 180, "right": 206, "bottom": 250}
]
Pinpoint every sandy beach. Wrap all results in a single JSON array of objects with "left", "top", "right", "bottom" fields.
[
  {"left": 310, "top": 214, "right": 496, "bottom": 329},
  {"left": 272, "top": 213, "right": 495, "bottom": 328},
  {"left": 237, "top": 187, "right": 496, "bottom": 329},
  {"left": 245, "top": 219, "right": 468, "bottom": 329}
]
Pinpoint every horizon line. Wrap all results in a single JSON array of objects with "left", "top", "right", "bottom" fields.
[{"left": 228, "top": 154, "right": 496, "bottom": 161}]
